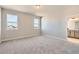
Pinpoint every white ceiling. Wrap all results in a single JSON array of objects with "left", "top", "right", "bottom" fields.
[
  {"left": 1, "top": 5, "right": 79, "bottom": 18},
  {"left": 0, "top": 5, "right": 65, "bottom": 16}
]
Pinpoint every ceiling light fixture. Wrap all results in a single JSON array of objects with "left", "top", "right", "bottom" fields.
[
  {"left": 72, "top": 17, "right": 75, "bottom": 19},
  {"left": 35, "top": 5, "right": 40, "bottom": 9},
  {"left": 71, "top": 17, "right": 78, "bottom": 21}
]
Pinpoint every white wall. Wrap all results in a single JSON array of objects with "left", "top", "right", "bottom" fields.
[
  {"left": 2, "top": 6, "right": 79, "bottom": 41},
  {"left": 1, "top": 9, "right": 41, "bottom": 41},
  {"left": 42, "top": 15, "right": 67, "bottom": 39},
  {"left": 42, "top": 6, "right": 79, "bottom": 40},
  {"left": 0, "top": 8, "right": 1, "bottom": 42},
  {"left": 67, "top": 19, "right": 75, "bottom": 30}
]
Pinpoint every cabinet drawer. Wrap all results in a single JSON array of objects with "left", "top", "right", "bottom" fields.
[
  {"left": 70, "top": 31, "right": 75, "bottom": 37},
  {"left": 75, "top": 31, "right": 79, "bottom": 38}
]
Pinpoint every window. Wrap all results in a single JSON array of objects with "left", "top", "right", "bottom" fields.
[
  {"left": 7, "top": 14, "right": 18, "bottom": 30},
  {"left": 34, "top": 18, "right": 39, "bottom": 29}
]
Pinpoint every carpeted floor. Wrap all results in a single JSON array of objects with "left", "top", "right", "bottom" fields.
[{"left": 0, "top": 35, "right": 79, "bottom": 54}]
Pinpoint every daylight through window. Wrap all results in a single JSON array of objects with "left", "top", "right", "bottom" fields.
[
  {"left": 34, "top": 18, "right": 39, "bottom": 29},
  {"left": 7, "top": 14, "right": 18, "bottom": 30}
]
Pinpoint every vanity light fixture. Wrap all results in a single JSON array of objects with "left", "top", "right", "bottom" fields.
[{"left": 35, "top": 5, "right": 40, "bottom": 9}]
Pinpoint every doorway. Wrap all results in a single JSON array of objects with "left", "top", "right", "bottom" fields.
[{"left": 67, "top": 16, "right": 79, "bottom": 44}]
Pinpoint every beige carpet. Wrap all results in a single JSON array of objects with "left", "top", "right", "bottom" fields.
[{"left": 0, "top": 35, "right": 79, "bottom": 54}]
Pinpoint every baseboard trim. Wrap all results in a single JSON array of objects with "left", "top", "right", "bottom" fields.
[
  {"left": 44, "top": 34, "right": 67, "bottom": 42},
  {"left": 0, "top": 41, "right": 1, "bottom": 43},
  {"left": 1, "top": 34, "right": 40, "bottom": 42}
]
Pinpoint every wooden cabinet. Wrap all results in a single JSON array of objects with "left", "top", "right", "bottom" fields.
[
  {"left": 70, "top": 30, "right": 75, "bottom": 37},
  {"left": 68, "top": 30, "right": 79, "bottom": 39},
  {"left": 75, "top": 31, "right": 79, "bottom": 38}
]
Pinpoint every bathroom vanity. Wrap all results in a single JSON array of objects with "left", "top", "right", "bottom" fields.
[{"left": 68, "top": 29, "right": 79, "bottom": 39}]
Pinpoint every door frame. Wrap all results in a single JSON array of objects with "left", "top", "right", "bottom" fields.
[{"left": 66, "top": 14, "right": 79, "bottom": 39}]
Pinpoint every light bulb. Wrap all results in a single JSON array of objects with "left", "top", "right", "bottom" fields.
[{"left": 36, "top": 5, "right": 40, "bottom": 9}]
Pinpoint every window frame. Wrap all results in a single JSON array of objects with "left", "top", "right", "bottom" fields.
[
  {"left": 33, "top": 17, "right": 40, "bottom": 29},
  {"left": 6, "top": 13, "right": 18, "bottom": 30}
]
